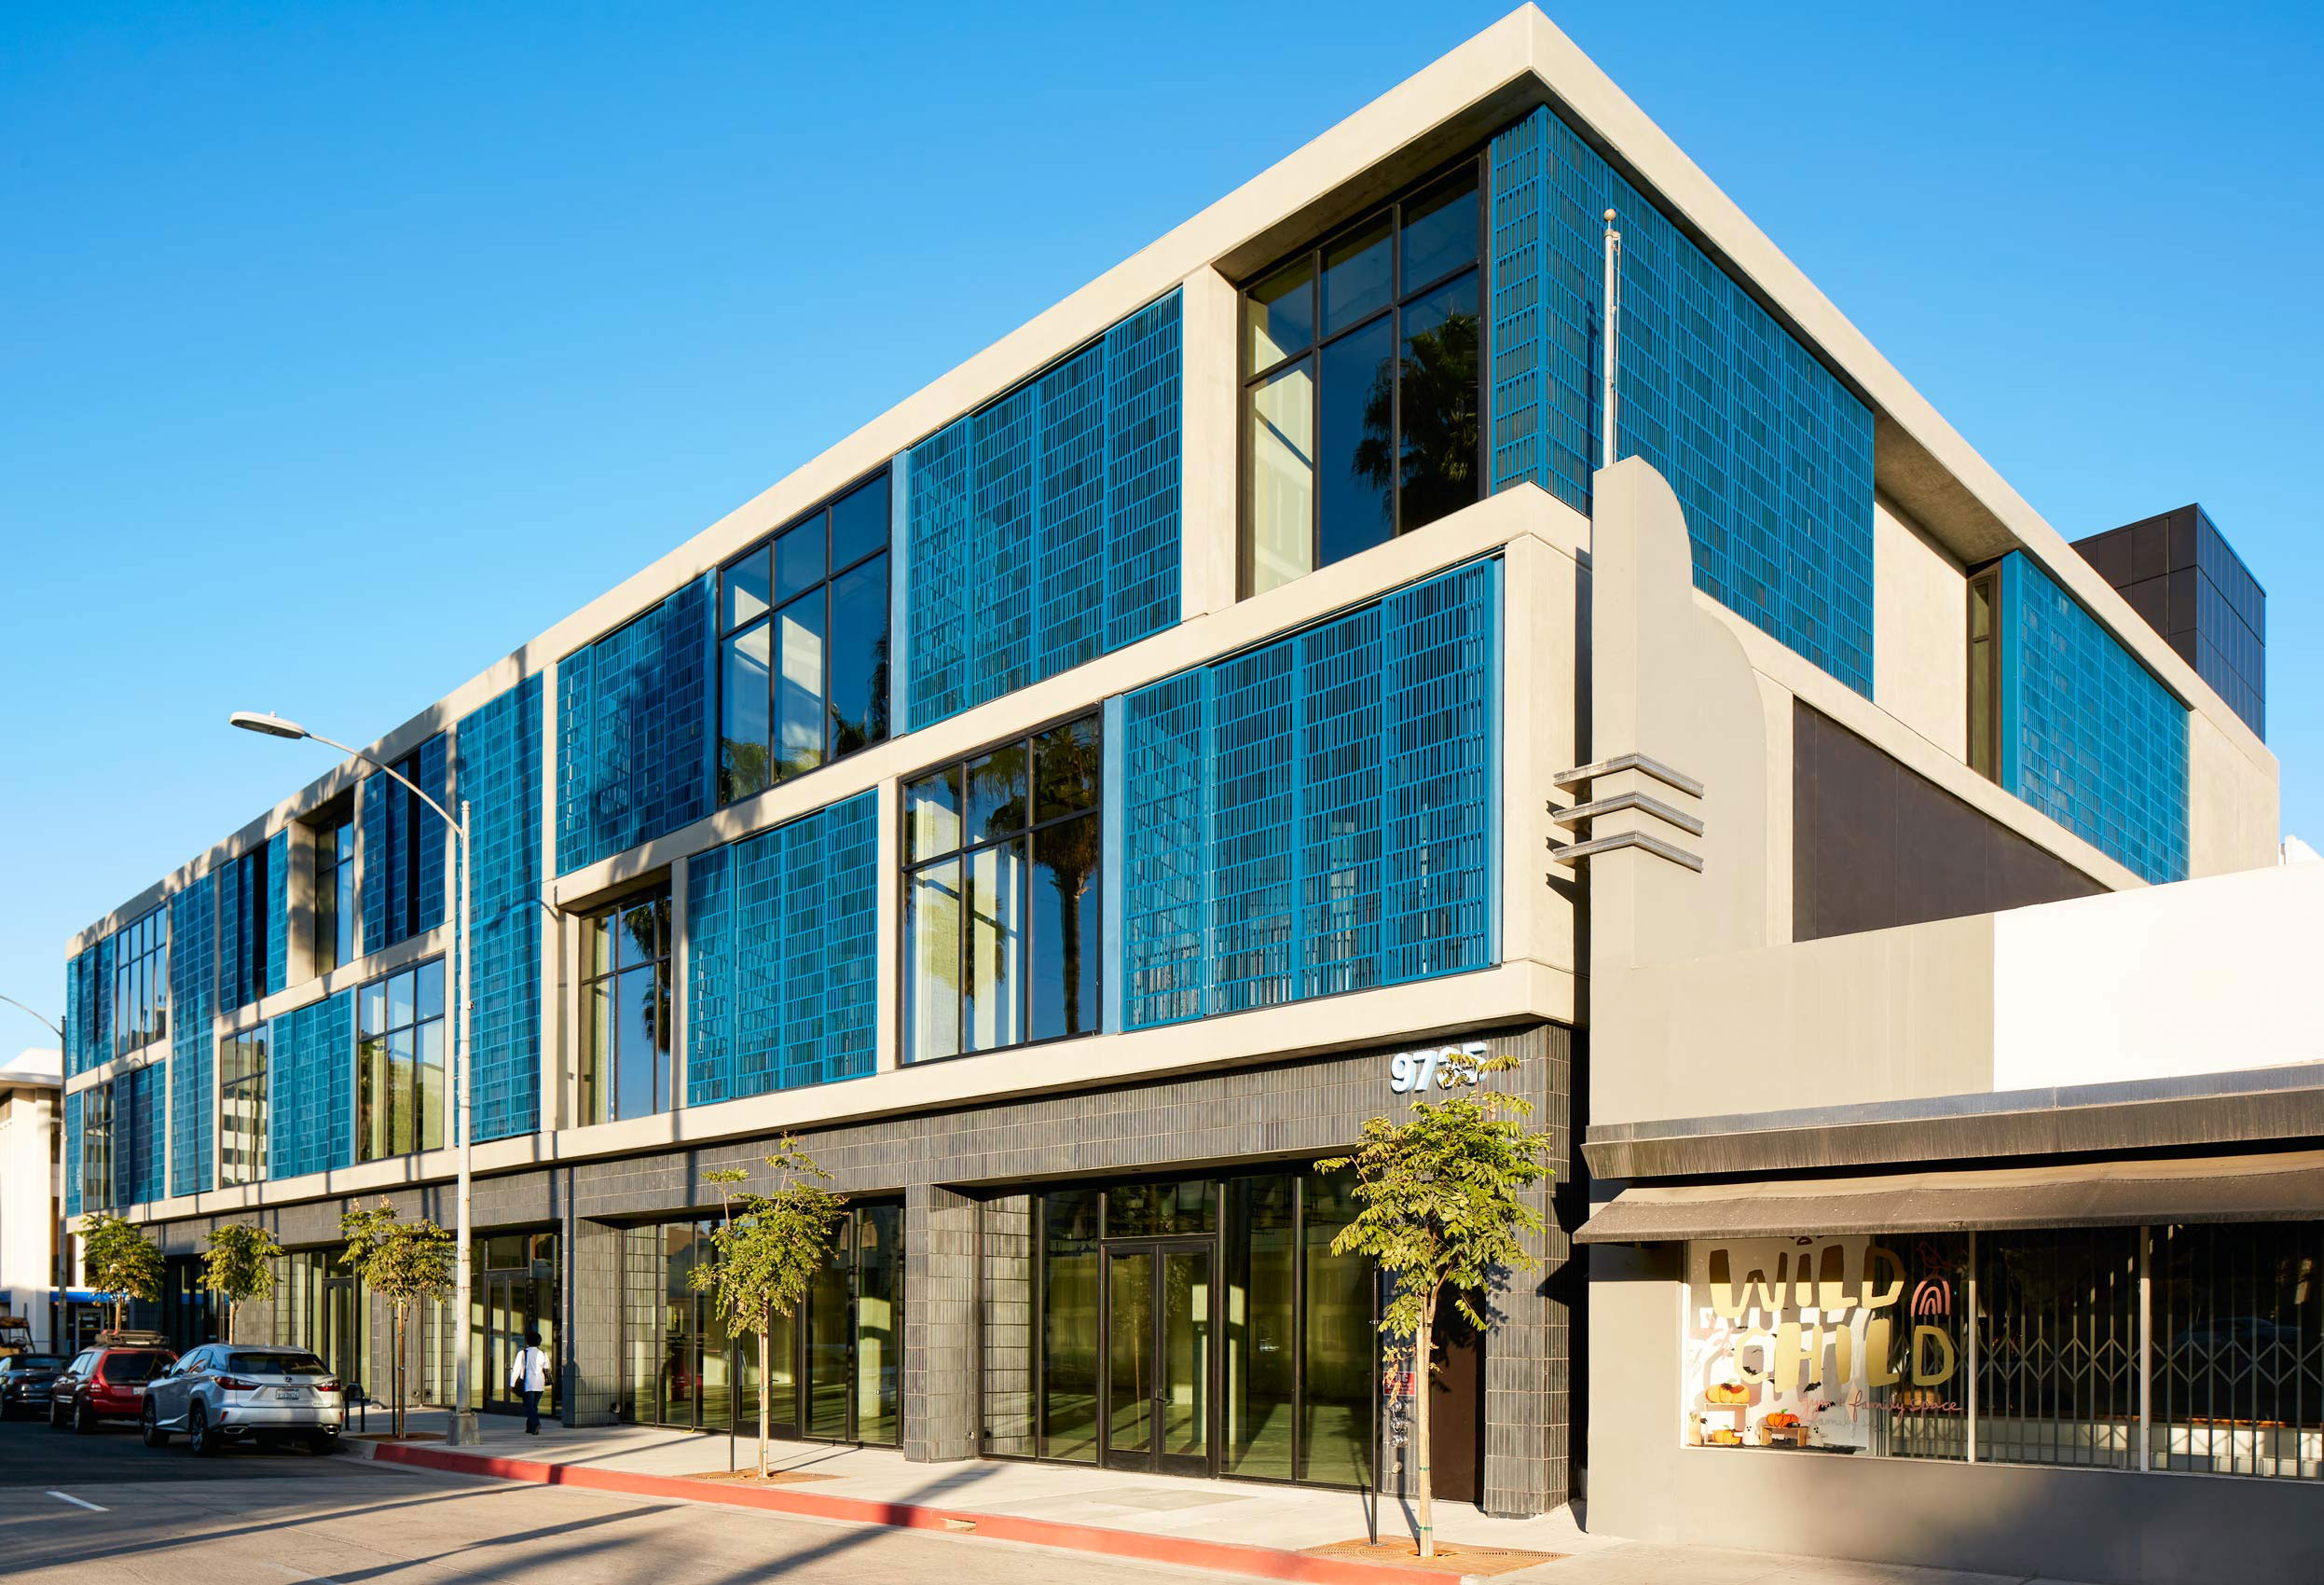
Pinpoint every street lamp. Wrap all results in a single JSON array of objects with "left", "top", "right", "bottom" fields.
[
  {"left": 0, "top": 995, "right": 64, "bottom": 1042},
  {"left": 230, "top": 710, "right": 482, "bottom": 1447}
]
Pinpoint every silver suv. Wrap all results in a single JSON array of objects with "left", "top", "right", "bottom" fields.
[{"left": 141, "top": 1344, "right": 345, "bottom": 1455}]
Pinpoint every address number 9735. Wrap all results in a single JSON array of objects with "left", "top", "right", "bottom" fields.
[{"left": 1387, "top": 1041, "right": 1491, "bottom": 1095}]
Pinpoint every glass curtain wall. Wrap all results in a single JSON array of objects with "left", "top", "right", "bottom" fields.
[
  {"left": 1243, "top": 158, "right": 1483, "bottom": 596},
  {"left": 314, "top": 812, "right": 358, "bottom": 970},
  {"left": 718, "top": 472, "right": 892, "bottom": 805},
  {"left": 579, "top": 889, "right": 673, "bottom": 1124},
  {"left": 985, "top": 1167, "right": 1375, "bottom": 1488},
  {"left": 113, "top": 905, "right": 170, "bottom": 1056},
  {"left": 904, "top": 714, "right": 1102, "bottom": 1063},
  {"left": 356, "top": 958, "right": 447, "bottom": 1162},
  {"left": 621, "top": 1204, "right": 900, "bottom": 1446},
  {"left": 216, "top": 1023, "right": 269, "bottom": 1186}
]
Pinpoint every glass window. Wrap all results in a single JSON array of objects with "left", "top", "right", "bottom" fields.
[
  {"left": 1240, "top": 158, "right": 1484, "bottom": 596},
  {"left": 718, "top": 472, "right": 891, "bottom": 806},
  {"left": 217, "top": 1024, "right": 270, "bottom": 1188},
  {"left": 224, "top": 844, "right": 275, "bottom": 1008},
  {"left": 1225, "top": 1176, "right": 1297, "bottom": 1479},
  {"left": 80, "top": 1085, "right": 114, "bottom": 1211},
  {"left": 1040, "top": 1189, "right": 1101, "bottom": 1462},
  {"left": 313, "top": 812, "right": 358, "bottom": 971},
  {"left": 579, "top": 888, "right": 672, "bottom": 1125},
  {"left": 1299, "top": 1167, "right": 1374, "bottom": 1487},
  {"left": 902, "top": 714, "right": 1101, "bottom": 1062},
  {"left": 113, "top": 906, "right": 170, "bottom": 1056},
  {"left": 356, "top": 958, "right": 447, "bottom": 1161},
  {"left": 2151, "top": 1221, "right": 2324, "bottom": 1478}
]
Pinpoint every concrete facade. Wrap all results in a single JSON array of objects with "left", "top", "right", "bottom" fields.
[{"left": 0, "top": 1049, "right": 62, "bottom": 1352}]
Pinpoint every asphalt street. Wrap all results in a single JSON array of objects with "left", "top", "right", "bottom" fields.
[{"left": 0, "top": 1417, "right": 1235, "bottom": 1583}]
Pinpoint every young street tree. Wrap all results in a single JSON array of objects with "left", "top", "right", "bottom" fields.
[
  {"left": 341, "top": 1199, "right": 455, "bottom": 1439},
  {"left": 692, "top": 1138, "right": 846, "bottom": 1479},
  {"left": 201, "top": 1222, "right": 282, "bottom": 1344},
  {"left": 79, "top": 1212, "right": 164, "bottom": 1334},
  {"left": 1320, "top": 1056, "right": 1555, "bottom": 1561}
]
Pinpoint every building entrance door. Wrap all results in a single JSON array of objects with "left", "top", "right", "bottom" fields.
[
  {"left": 321, "top": 1275, "right": 362, "bottom": 1390},
  {"left": 1104, "top": 1243, "right": 1212, "bottom": 1477}
]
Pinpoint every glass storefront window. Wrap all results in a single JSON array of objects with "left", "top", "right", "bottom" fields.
[
  {"left": 991, "top": 1169, "right": 1375, "bottom": 1488},
  {"left": 1683, "top": 1221, "right": 2324, "bottom": 1484}
]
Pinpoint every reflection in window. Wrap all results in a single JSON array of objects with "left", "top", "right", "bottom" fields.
[
  {"left": 357, "top": 958, "right": 447, "bottom": 1161},
  {"left": 1243, "top": 161, "right": 1482, "bottom": 596},
  {"left": 217, "top": 1024, "right": 269, "bottom": 1187},
  {"left": 718, "top": 474, "right": 890, "bottom": 805},
  {"left": 80, "top": 1084, "right": 115, "bottom": 1211},
  {"left": 580, "top": 889, "right": 672, "bottom": 1124},
  {"left": 313, "top": 811, "right": 358, "bottom": 971},
  {"left": 903, "top": 715, "right": 1101, "bottom": 1061},
  {"left": 113, "top": 906, "right": 170, "bottom": 1056}
]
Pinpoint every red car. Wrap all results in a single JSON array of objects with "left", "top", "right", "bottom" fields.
[{"left": 48, "top": 1339, "right": 177, "bottom": 1433}]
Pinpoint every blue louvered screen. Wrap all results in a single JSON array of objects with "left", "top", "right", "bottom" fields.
[
  {"left": 270, "top": 991, "right": 353, "bottom": 1181},
  {"left": 63, "top": 1088, "right": 82, "bottom": 1218},
  {"left": 363, "top": 734, "right": 449, "bottom": 952},
  {"left": 905, "top": 291, "right": 1182, "bottom": 728},
  {"left": 1489, "top": 106, "right": 1875, "bottom": 696},
  {"left": 1997, "top": 553, "right": 2189, "bottom": 884},
  {"left": 1121, "top": 558, "right": 1498, "bottom": 1029},
  {"left": 170, "top": 875, "right": 215, "bottom": 1197},
  {"left": 266, "top": 829, "right": 289, "bottom": 995},
  {"left": 63, "top": 949, "right": 84, "bottom": 1078},
  {"left": 557, "top": 577, "right": 712, "bottom": 875},
  {"left": 124, "top": 1062, "right": 165, "bottom": 1206},
  {"left": 458, "top": 676, "right": 544, "bottom": 1142},
  {"left": 686, "top": 790, "right": 878, "bottom": 1106},
  {"left": 92, "top": 935, "right": 114, "bottom": 1069}
]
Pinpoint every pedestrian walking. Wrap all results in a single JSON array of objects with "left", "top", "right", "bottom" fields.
[{"left": 510, "top": 1330, "right": 548, "bottom": 1435}]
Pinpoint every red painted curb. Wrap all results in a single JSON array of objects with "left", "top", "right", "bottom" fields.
[{"left": 364, "top": 1441, "right": 1465, "bottom": 1585}]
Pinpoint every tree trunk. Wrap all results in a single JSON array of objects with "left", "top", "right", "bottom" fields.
[
  {"left": 1413, "top": 1298, "right": 1436, "bottom": 1560},
  {"left": 227, "top": 1298, "right": 238, "bottom": 1346},
  {"left": 757, "top": 1307, "right": 772, "bottom": 1480},
  {"left": 392, "top": 1308, "right": 406, "bottom": 1440}
]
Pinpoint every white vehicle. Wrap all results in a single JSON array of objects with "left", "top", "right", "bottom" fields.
[{"left": 140, "top": 1344, "right": 345, "bottom": 1455}]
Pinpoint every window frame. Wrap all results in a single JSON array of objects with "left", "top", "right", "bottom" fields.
[
  {"left": 112, "top": 905, "right": 170, "bottom": 1059},
  {"left": 575, "top": 883, "right": 675, "bottom": 1126},
  {"left": 312, "top": 807, "right": 358, "bottom": 972},
  {"left": 714, "top": 467, "right": 894, "bottom": 808},
  {"left": 897, "top": 708, "right": 1105, "bottom": 1066},
  {"left": 353, "top": 956, "right": 447, "bottom": 1164},
  {"left": 216, "top": 1021, "right": 270, "bottom": 1189},
  {"left": 81, "top": 1083, "right": 115, "bottom": 1211},
  {"left": 1236, "top": 150, "right": 1492, "bottom": 600}
]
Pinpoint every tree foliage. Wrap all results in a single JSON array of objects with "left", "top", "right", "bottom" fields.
[
  {"left": 1319, "top": 1054, "right": 1553, "bottom": 1559},
  {"left": 691, "top": 1138, "right": 846, "bottom": 1478},
  {"left": 201, "top": 1222, "right": 282, "bottom": 1344},
  {"left": 80, "top": 1212, "right": 163, "bottom": 1333},
  {"left": 341, "top": 1198, "right": 455, "bottom": 1438}
]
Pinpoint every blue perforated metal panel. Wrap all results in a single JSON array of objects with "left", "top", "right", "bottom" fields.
[
  {"left": 1997, "top": 553, "right": 2189, "bottom": 884},
  {"left": 124, "top": 1063, "right": 165, "bottom": 1206},
  {"left": 905, "top": 292, "right": 1182, "bottom": 729},
  {"left": 170, "top": 875, "right": 215, "bottom": 1198},
  {"left": 1489, "top": 106, "right": 1874, "bottom": 695},
  {"left": 270, "top": 991, "right": 352, "bottom": 1181},
  {"left": 686, "top": 790, "right": 877, "bottom": 1107},
  {"left": 266, "top": 829, "right": 290, "bottom": 995},
  {"left": 363, "top": 734, "right": 448, "bottom": 952},
  {"left": 63, "top": 949, "right": 84, "bottom": 1079},
  {"left": 1121, "top": 559, "right": 1499, "bottom": 1031},
  {"left": 216, "top": 854, "right": 248, "bottom": 1011},
  {"left": 63, "top": 1089, "right": 82, "bottom": 1219},
  {"left": 92, "top": 934, "right": 114, "bottom": 1068},
  {"left": 457, "top": 676, "right": 544, "bottom": 1142},
  {"left": 557, "top": 578, "right": 711, "bottom": 875}
]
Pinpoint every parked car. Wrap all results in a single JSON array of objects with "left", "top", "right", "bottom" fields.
[
  {"left": 0, "top": 1354, "right": 66, "bottom": 1419},
  {"left": 142, "top": 1344, "right": 344, "bottom": 1455},
  {"left": 48, "top": 1343, "right": 177, "bottom": 1433}
]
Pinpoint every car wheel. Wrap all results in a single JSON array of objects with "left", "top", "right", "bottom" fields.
[
  {"left": 187, "top": 1402, "right": 219, "bottom": 1457},
  {"left": 142, "top": 1401, "right": 171, "bottom": 1448},
  {"left": 47, "top": 1397, "right": 63, "bottom": 1429},
  {"left": 74, "top": 1399, "right": 95, "bottom": 1435}
]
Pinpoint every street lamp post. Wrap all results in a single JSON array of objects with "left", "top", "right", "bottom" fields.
[
  {"left": 230, "top": 710, "right": 482, "bottom": 1447},
  {"left": 0, "top": 995, "right": 65, "bottom": 1043}
]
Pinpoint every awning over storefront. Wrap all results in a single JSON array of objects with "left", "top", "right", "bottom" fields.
[{"left": 1575, "top": 1148, "right": 2324, "bottom": 1242}]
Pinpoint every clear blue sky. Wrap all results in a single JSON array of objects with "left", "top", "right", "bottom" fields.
[{"left": 4, "top": 2, "right": 2318, "bottom": 1044}]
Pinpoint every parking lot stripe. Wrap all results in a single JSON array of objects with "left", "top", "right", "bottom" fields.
[{"left": 45, "top": 1490, "right": 107, "bottom": 1511}]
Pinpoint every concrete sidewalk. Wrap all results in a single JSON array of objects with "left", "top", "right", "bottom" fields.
[{"left": 339, "top": 1407, "right": 2105, "bottom": 1585}]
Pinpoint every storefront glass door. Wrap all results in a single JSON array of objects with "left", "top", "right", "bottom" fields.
[{"left": 1105, "top": 1243, "right": 1212, "bottom": 1476}]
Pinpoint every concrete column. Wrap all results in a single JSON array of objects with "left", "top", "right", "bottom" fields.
[
  {"left": 902, "top": 1181, "right": 977, "bottom": 1464},
  {"left": 568, "top": 1210, "right": 623, "bottom": 1426}
]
